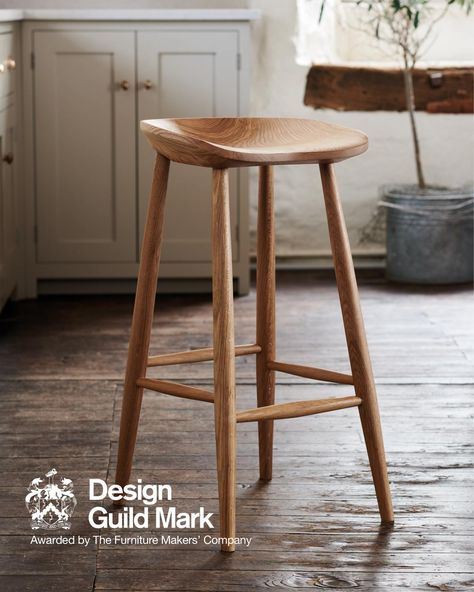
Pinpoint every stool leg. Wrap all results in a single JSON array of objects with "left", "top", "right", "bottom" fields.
[
  {"left": 115, "top": 154, "right": 170, "bottom": 491},
  {"left": 319, "top": 163, "right": 394, "bottom": 524},
  {"left": 212, "top": 168, "right": 237, "bottom": 552},
  {"left": 256, "top": 165, "right": 276, "bottom": 480}
]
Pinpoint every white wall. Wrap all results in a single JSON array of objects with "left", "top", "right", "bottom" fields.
[
  {"left": 249, "top": 0, "right": 474, "bottom": 258},
  {"left": 4, "top": 0, "right": 473, "bottom": 259}
]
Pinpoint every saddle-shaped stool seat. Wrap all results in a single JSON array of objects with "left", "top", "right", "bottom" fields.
[
  {"left": 115, "top": 117, "right": 394, "bottom": 553},
  {"left": 140, "top": 117, "right": 368, "bottom": 166}
]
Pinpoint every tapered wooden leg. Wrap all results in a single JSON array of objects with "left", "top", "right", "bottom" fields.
[
  {"left": 212, "top": 168, "right": 237, "bottom": 552},
  {"left": 115, "top": 154, "right": 170, "bottom": 492},
  {"left": 256, "top": 165, "right": 276, "bottom": 481},
  {"left": 319, "top": 162, "right": 394, "bottom": 524}
]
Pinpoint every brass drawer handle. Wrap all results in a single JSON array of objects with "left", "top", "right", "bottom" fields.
[
  {"left": 120, "top": 80, "right": 130, "bottom": 91},
  {"left": 144, "top": 79, "right": 153, "bottom": 90},
  {"left": 3, "top": 153, "right": 14, "bottom": 164}
]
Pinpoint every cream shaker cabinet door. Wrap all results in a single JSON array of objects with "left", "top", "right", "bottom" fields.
[
  {"left": 33, "top": 31, "right": 136, "bottom": 263},
  {"left": 137, "top": 31, "right": 239, "bottom": 263},
  {"left": 0, "top": 30, "right": 16, "bottom": 100},
  {"left": 0, "top": 107, "right": 17, "bottom": 309}
]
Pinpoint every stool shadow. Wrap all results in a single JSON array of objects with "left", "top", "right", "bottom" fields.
[{"left": 366, "top": 522, "right": 395, "bottom": 571}]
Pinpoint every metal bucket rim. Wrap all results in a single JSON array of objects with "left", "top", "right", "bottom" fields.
[{"left": 382, "top": 184, "right": 474, "bottom": 202}]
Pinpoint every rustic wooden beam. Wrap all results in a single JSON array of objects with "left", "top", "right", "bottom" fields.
[{"left": 304, "top": 64, "right": 474, "bottom": 113}]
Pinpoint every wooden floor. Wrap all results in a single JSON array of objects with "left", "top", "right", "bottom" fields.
[{"left": 0, "top": 272, "right": 473, "bottom": 591}]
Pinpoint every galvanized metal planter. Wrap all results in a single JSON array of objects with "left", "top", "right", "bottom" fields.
[{"left": 382, "top": 185, "right": 474, "bottom": 284}]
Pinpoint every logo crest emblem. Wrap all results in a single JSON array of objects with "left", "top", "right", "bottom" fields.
[{"left": 25, "top": 468, "right": 77, "bottom": 530}]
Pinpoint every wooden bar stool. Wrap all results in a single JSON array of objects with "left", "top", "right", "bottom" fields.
[{"left": 115, "top": 117, "right": 394, "bottom": 552}]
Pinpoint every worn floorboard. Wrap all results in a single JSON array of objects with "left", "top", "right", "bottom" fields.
[{"left": 0, "top": 272, "right": 472, "bottom": 591}]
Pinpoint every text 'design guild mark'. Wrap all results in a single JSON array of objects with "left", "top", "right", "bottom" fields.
[{"left": 25, "top": 468, "right": 77, "bottom": 530}]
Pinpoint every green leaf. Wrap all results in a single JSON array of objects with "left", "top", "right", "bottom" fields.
[{"left": 391, "top": 0, "right": 401, "bottom": 12}]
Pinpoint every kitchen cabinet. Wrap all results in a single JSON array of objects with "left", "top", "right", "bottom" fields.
[
  {"left": 0, "top": 28, "right": 15, "bottom": 98},
  {"left": 0, "top": 23, "right": 19, "bottom": 312},
  {"left": 34, "top": 31, "right": 136, "bottom": 264},
  {"left": 0, "top": 105, "right": 18, "bottom": 311},
  {"left": 137, "top": 30, "right": 239, "bottom": 263},
  {"left": 22, "top": 17, "right": 252, "bottom": 296}
]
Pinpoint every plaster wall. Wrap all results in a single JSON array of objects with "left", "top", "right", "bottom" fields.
[
  {"left": 3, "top": 0, "right": 473, "bottom": 258},
  {"left": 249, "top": 0, "right": 474, "bottom": 257}
]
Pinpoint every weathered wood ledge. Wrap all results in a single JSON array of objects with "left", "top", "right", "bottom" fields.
[{"left": 304, "top": 64, "right": 474, "bottom": 113}]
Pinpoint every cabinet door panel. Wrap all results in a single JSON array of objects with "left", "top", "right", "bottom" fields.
[
  {"left": 0, "top": 30, "right": 15, "bottom": 100},
  {"left": 34, "top": 31, "right": 136, "bottom": 263},
  {"left": 137, "top": 31, "right": 239, "bottom": 263},
  {"left": 0, "top": 104, "right": 18, "bottom": 309}
]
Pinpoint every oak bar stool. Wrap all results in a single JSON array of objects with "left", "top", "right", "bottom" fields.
[{"left": 115, "top": 117, "right": 394, "bottom": 552}]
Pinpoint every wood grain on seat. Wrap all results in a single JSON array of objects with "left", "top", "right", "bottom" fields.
[{"left": 140, "top": 117, "right": 368, "bottom": 168}]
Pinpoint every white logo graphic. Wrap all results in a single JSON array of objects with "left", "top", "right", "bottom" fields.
[{"left": 25, "top": 468, "right": 77, "bottom": 530}]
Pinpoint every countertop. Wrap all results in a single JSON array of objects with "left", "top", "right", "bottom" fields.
[{"left": 0, "top": 9, "right": 261, "bottom": 23}]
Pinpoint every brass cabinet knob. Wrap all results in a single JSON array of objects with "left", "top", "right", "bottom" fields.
[
  {"left": 5, "top": 56, "right": 16, "bottom": 71},
  {"left": 144, "top": 79, "right": 153, "bottom": 90},
  {"left": 120, "top": 80, "right": 130, "bottom": 91},
  {"left": 3, "top": 153, "right": 14, "bottom": 164}
]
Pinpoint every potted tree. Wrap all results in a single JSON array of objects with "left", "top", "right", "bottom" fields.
[{"left": 355, "top": 0, "right": 474, "bottom": 283}]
